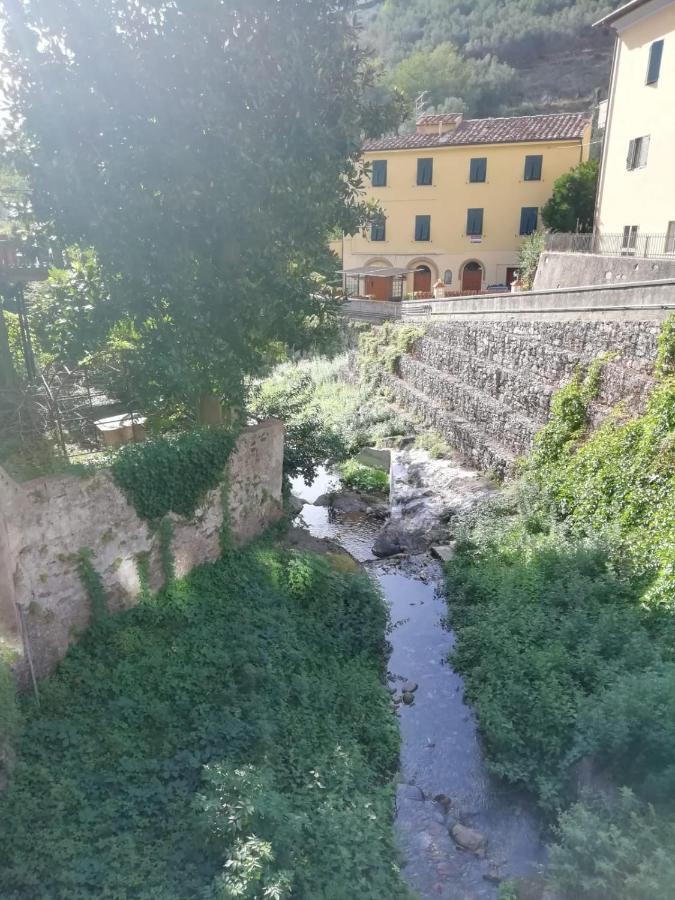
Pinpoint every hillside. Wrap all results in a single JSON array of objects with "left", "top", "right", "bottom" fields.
[{"left": 361, "top": 0, "right": 615, "bottom": 117}]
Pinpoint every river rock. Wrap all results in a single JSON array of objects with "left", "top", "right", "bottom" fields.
[
  {"left": 313, "top": 492, "right": 336, "bottom": 507},
  {"left": 288, "top": 494, "right": 305, "bottom": 516},
  {"left": 402, "top": 691, "right": 415, "bottom": 705},
  {"left": 372, "top": 523, "right": 427, "bottom": 557},
  {"left": 314, "top": 491, "right": 368, "bottom": 513},
  {"left": 483, "top": 863, "right": 503, "bottom": 884},
  {"left": 356, "top": 446, "right": 391, "bottom": 472},
  {"left": 450, "top": 823, "right": 487, "bottom": 853},
  {"left": 430, "top": 543, "right": 457, "bottom": 563},
  {"left": 433, "top": 793, "right": 452, "bottom": 810},
  {"left": 402, "top": 681, "right": 418, "bottom": 693},
  {"left": 397, "top": 783, "right": 424, "bottom": 802}
]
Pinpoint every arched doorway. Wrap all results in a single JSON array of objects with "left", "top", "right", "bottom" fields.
[
  {"left": 461, "top": 261, "right": 483, "bottom": 292},
  {"left": 413, "top": 265, "right": 432, "bottom": 294}
]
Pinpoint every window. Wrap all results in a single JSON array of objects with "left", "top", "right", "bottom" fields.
[
  {"left": 443, "top": 269, "right": 453, "bottom": 284},
  {"left": 414, "top": 215, "right": 431, "bottom": 241},
  {"left": 524, "top": 155, "right": 543, "bottom": 181},
  {"left": 466, "top": 208, "right": 484, "bottom": 236},
  {"left": 371, "top": 160, "right": 387, "bottom": 187},
  {"left": 626, "top": 135, "right": 650, "bottom": 170},
  {"left": 622, "top": 225, "right": 639, "bottom": 255},
  {"left": 646, "top": 39, "right": 664, "bottom": 85},
  {"left": 519, "top": 207, "right": 538, "bottom": 235},
  {"left": 666, "top": 221, "right": 675, "bottom": 254},
  {"left": 469, "top": 157, "right": 487, "bottom": 183},
  {"left": 417, "top": 158, "right": 433, "bottom": 185},
  {"left": 370, "top": 216, "right": 386, "bottom": 241}
]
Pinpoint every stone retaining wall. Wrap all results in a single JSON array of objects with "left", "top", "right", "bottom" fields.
[
  {"left": 0, "top": 420, "right": 284, "bottom": 683},
  {"left": 388, "top": 319, "right": 662, "bottom": 474}
]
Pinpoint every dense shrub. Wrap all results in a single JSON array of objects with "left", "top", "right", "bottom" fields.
[
  {"left": 339, "top": 459, "right": 389, "bottom": 494},
  {"left": 0, "top": 546, "right": 408, "bottom": 899},
  {"left": 111, "top": 426, "right": 236, "bottom": 521}
]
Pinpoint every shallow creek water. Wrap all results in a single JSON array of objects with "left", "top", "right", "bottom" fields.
[{"left": 291, "top": 465, "right": 545, "bottom": 899}]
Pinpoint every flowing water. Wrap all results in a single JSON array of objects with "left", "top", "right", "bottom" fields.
[{"left": 291, "top": 464, "right": 545, "bottom": 899}]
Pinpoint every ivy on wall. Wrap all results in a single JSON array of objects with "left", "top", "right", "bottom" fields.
[{"left": 111, "top": 427, "right": 237, "bottom": 521}]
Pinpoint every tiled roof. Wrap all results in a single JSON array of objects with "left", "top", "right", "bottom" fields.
[
  {"left": 362, "top": 113, "right": 589, "bottom": 152},
  {"left": 415, "top": 113, "right": 464, "bottom": 126}
]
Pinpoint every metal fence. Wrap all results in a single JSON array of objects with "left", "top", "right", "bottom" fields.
[{"left": 545, "top": 232, "right": 675, "bottom": 259}]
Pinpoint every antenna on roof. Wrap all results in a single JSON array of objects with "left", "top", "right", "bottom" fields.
[{"left": 414, "top": 91, "right": 429, "bottom": 118}]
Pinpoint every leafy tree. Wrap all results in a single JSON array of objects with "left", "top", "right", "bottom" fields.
[
  {"left": 1, "top": 0, "right": 402, "bottom": 419},
  {"left": 542, "top": 159, "right": 599, "bottom": 233}
]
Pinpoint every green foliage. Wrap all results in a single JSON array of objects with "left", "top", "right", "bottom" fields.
[
  {"left": 359, "top": 323, "right": 426, "bottom": 386},
  {"left": 248, "top": 367, "right": 347, "bottom": 482},
  {"left": 386, "top": 42, "right": 517, "bottom": 117},
  {"left": 0, "top": 653, "right": 20, "bottom": 786},
  {"left": 655, "top": 314, "right": 675, "bottom": 378},
  {"left": 516, "top": 230, "right": 545, "bottom": 291},
  {"left": 4, "top": 0, "right": 403, "bottom": 414},
  {"left": 0, "top": 546, "right": 408, "bottom": 899},
  {"left": 338, "top": 459, "right": 389, "bottom": 494},
  {"left": 111, "top": 428, "right": 236, "bottom": 522},
  {"left": 541, "top": 160, "right": 599, "bottom": 233},
  {"left": 498, "top": 883, "right": 519, "bottom": 900},
  {"left": 548, "top": 790, "right": 675, "bottom": 900},
  {"left": 158, "top": 517, "right": 176, "bottom": 585},
  {"left": 415, "top": 430, "right": 452, "bottom": 459},
  {"left": 76, "top": 548, "right": 108, "bottom": 624}
]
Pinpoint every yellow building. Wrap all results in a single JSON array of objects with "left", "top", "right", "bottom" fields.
[
  {"left": 342, "top": 112, "right": 590, "bottom": 298},
  {"left": 594, "top": 0, "right": 675, "bottom": 253}
]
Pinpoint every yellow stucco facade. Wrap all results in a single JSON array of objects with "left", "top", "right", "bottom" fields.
[
  {"left": 595, "top": 0, "right": 675, "bottom": 247},
  {"left": 342, "top": 114, "right": 590, "bottom": 295}
]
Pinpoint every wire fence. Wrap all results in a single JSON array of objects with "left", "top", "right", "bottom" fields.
[{"left": 545, "top": 232, "right": 675, "bottom": 259}]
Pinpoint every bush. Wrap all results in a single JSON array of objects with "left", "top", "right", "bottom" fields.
[
  {"left": 111, "top": 426, "right": 236, "bottom": 521},
  {"left": 0, "top": 546, "right": 409, "bottom": 899},
  {"left": 548, "top": 790, "right": 675, "bottom": 900},
  {"left": 338, "top": 459, "right": 389, "bottom": 494}
]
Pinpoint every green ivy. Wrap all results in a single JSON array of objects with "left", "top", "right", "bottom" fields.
[
  {"left": 0, "top": 653, "right": 20, "bottom": 787},
  {"left": 655, "top": 314, "right": 675, "bottom": 378},
  {"left": 158, "top": 517, "right": 175, "bottom": 584},
  {"left": 76, "top": 548, "right": 108, "bottom": 623},
  {"left": 358, "top": 322, "right": 426, "bottom": 386},
  {"left": 111, "top": 427, "right": 236, "bottom": 521},
  {"left": 0, "top": 546, "right": 408, "bottom": 899},
  {"left": 338, "top": 459, "right": 389, "bottom": 494}
]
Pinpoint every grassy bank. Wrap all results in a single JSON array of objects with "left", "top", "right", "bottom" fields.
[
  {"left": 445, "top": 332, "right": 675, "bottom": 897},
  {"left": 0, "top": 544, "right": 409, "bottom": 899}
]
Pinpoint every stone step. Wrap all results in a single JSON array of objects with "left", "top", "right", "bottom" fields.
[
  {"left": 398, "top": 356, "right": 539, "bottom": 456},
  {"left": 385, "top": 375, "right": 518, "bottom": 476},
  {"left": 411, "top": 339, "right": 554, "bottom": 422}
]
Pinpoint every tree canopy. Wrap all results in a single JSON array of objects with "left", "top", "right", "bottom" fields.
[
  {"left": 1, "top": 0, "right": 401, "bottom": 416},
  {"left": 541, "top": 159, "right": 599, "bottom": 233}
]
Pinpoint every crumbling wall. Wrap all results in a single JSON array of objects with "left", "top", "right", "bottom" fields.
[{"left": 0, "top": 420, "right": 284, "bottom": 682}]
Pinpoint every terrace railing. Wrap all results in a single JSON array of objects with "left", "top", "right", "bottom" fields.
[
  {"left": 0, "top": 237, "right": 58, "bottom": 284},
  {"left": 545, "top": 232, "right": 675, "bottom": 259}
]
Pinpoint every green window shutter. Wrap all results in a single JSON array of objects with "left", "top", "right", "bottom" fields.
[
  {"left": 466, "top": 208, "right": 483, "bottom": 236},
  {"left": 415, "top": 215, "right": 431, "bottom": 240},
  {"left": 469, "top": 157, "right": 487, "bottom": 182},
  {"left": 519, "top": 207, "right": 538, "bottom": 235},
  {"left": 524, "top": 155, "right": 543, "bottom": 180},
  {"left": 626, "top": 138, "right": 637, "bottom": 169},
  {"left": 371, "top": 216, "right": 386, "bottom": 241},
  {"left": 417, "top": 158, "right": 433, "bottom": 185},
  {"left": 647, "top": 40, "right": 664, "bottom": 85},
  {"left": 372, "top": 160, "right": 387, "bottom": 187}
]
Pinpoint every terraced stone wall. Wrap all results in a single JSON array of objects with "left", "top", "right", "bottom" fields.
[{"left": 387, "top": 319, "right": 662, "bottom": 474}]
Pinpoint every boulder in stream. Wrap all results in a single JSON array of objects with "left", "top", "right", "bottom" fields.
[{"left": 450, "top": 823, "right": 487, "bottom": 853}]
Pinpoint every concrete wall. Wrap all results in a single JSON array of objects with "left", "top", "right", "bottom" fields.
[
  {"left": 386, "top": 318, "right": 663, "bottom": 475},
  {"left": 402, "top": 278, "right": 675, "bottom": 323},
  {"left": 0, "top": 420, "right": 284, "bottom": 683},
  {"left": 534, "top": 251, "right": 675, "bottom": 290}
]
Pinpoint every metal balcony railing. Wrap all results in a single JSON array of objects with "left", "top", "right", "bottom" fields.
[
  {"left": 0, "top": 237, "right": 56, "bottom": 283},
  {"left": 544, "top": 232, "right": 675, "bottom": 259}
]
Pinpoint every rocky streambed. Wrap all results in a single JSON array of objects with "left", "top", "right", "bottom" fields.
[{"left": 291, "top": 448, "right": 545, "bottom": 899}]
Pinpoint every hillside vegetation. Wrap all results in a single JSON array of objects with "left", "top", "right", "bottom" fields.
[
  {"left": 362, "top": 0, "right": 614, "bottom": 116},
  {"left": 445, "top": 321, "right": 675, "bottom": 897}
]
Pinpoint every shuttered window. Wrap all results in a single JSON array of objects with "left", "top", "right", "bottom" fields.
[
  {"left": 417, "top": 158, "right": 433, "bottom": 185},
  {"left": 371, "top": 160, "right": 387, "bottom": 187},
  {"left": 466, "top": 208, "right": 484, "bottom": 236},
  {"left": 646, "top": 40, "right": 664, "bottom": 85},
  {"left": 469, "top": 157, "right": 487, "bottom": 182},
  {"left": 370, "top": 216, "right": 386, "bottom": 241},
  {"left": 414, "top": 215, "right": 431, "bottom": 241},
  {"left": 524, "top": 155, "right": 543, "bottom": 181},
  {"left": 627, "top": 136, "right": 650, "bottom": 170},
  {"left": 622, "top": 225, "right": 639, "bottom": 254},
  {"left": 519, "top": 207, "right": 538, "bottom": 235}
]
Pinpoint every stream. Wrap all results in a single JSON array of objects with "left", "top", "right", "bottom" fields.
[{"left": 292, "top": 454, "right": 546, "bottom": 899}]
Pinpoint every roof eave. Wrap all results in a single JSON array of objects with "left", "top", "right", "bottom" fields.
[{"left": 593, "top": 0, "right": 652, "bottom": 28}]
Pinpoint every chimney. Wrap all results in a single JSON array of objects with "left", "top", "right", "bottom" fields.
[{"left": 416, "top": 114, "right": 463, "bottom": 136}]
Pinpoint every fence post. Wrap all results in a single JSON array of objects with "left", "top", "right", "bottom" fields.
[{"left": 643, "top": 235, "right": 650, "bottom": 258}]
